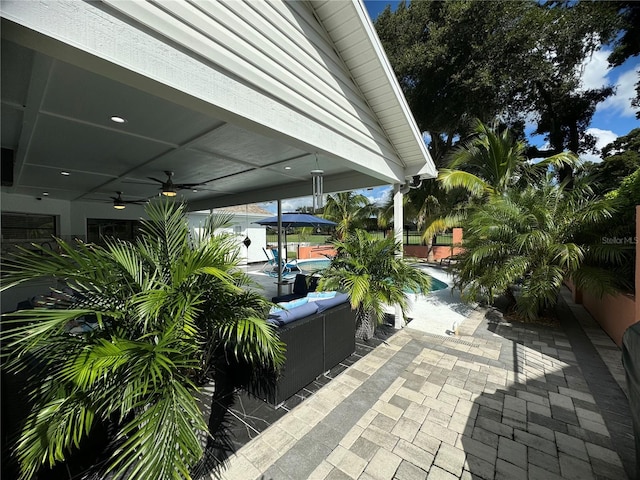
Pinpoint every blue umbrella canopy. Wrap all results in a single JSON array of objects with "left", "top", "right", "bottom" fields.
[{"left": 254, "top": 213, "right": 336, "bottom": 228}]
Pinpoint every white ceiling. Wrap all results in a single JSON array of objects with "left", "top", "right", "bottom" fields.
[{"left": 1, "top": 38, "right": 381, "bottom": 209}]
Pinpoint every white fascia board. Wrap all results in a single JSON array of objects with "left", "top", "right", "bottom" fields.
[{"left": 351, "top": 0, "right": 437, "bottom": 179}]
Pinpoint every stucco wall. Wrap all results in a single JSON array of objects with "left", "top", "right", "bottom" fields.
[
  {"left": 564, "top": 205, "right": 640, "bottom": 347},
  {"left": 297, "top": 244, "right": 336, "bottom": 260},
  {"left": 583, "top": 292, "right": 637, "bottom": 347},
  {"left": 404, "top": 227, "right": 464, "bottom": 260}
]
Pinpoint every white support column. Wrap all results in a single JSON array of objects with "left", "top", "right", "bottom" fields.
[{"left": 393, "top": 183, "right": 404, "bottom": 329}]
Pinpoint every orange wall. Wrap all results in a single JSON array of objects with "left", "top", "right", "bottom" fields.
[
  {"left": 582, "top": 292, "right": 636, "bottom": 347},
  {"left": 565, "top": 205, "right": 640, "bottom": 347},
  {"left": 636, "top": 206, "right": 640, "bottom": 325},
  {"left": 405, "top": 227, "right": 464, "bottom": 260},
  {"left": 297, "top": 245, "right": 336, "bottom": 260}
]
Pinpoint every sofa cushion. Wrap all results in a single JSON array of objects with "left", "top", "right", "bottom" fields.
[
  {"left": 269, "top": 301, "right": 319, "bottom": 325},
  {"left": 307, "top": 291, "right": 337, "bottom": 302},
  {"left": 314, "top": 292, "right": 350, "bottom": 313},
  {"left": 269, "top": 296, "right": 309, "bottom": 315},
  {"left": 279, "top": 297, "right": 309, "bottom": 309}
]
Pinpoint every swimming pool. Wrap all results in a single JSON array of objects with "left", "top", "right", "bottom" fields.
[
  {"left": 296, "top": 258, "right": 331, "bottom": 272},
  {"left": 295, "top": 258, "right": 448, "bottom": 293}
]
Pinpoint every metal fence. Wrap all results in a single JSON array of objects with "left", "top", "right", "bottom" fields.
[{"left": 266, "top": 230, "right": 453, "bottom": 246}]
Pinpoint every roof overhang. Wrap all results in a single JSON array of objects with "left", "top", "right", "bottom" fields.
[{"left": 1, "top": 0, "right": 435, "bottom": 211}]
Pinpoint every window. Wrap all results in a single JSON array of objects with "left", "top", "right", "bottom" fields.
[
  {"left": 1, "top": 212, "right": 57, "bottom": 259},
  {"left": 87, "top": 219, "right": 142, "bottom": 244},
  {"left": 1, "top": 212, "right": 56, "bottom": 240}
]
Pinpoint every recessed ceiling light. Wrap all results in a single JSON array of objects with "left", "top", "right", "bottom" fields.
[
  {"left": 42, "top": 192, "right": 49, "bottom": 196},
  {"left": 61, "top": 171, "right": 70, "bottom": 176},
  {"left": 110, "top": 115, "right": 127, "bottom": 124},
  {"left": 284, "top": 166, "right": 292, "bottom": 170}
]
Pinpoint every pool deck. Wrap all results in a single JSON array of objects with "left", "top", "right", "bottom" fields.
[{"left": 218, "top": 262, "right": 637, "bottom": 480}]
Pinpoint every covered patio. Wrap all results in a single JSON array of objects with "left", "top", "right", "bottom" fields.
[{"left": 1, "top": 0, "right": 435, "bottom": 315}]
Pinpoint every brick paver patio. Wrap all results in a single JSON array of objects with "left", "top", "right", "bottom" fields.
[{"left": 217, "top": 287, "right": 636, "bottom": 480}]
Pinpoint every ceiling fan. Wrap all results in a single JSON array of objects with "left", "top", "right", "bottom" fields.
[
  {"left": 147, "top": 171, "right": 210, "bottom": 197},
  {"left": 111, "top": 192, "right": 147, "bottom": 210}
]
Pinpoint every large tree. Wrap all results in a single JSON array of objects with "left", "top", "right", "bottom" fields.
[{"left": 375, "top": 0, "right": 620, "bottom": 165}]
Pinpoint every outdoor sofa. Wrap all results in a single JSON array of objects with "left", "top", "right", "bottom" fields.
[{"left": 266, "top": 279, "right": 355, "bottom": 404}]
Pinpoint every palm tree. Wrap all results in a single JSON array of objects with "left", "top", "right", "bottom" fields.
[
  {"left": 319, "top": 230, "right": 432, "bottom": 340},
  {"left": 323, "top": 191, "right": 377, "bottom": 240},
  {"left": 453, "top": 178, "right": 621, "bottom": 319},
  {"left": 423, "top": 119, "right": 578, "bottom": 240},
  {"left": 1, "top": 200, "right": 284, "bottom": 480},
  {"left": 439, "top": 119, "right": 578, "bottom": 196}
]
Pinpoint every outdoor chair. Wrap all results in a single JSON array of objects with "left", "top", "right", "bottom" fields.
[
  {"left": 268, "top": 248, "right": 300, "bottom": 277},
  {"left": 261, "top": 247, "right": 278, "bottom": 273}
]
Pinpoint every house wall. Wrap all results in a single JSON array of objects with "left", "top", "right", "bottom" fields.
[
  {"left": 1, "top": 192, "right": 145, "bottom": 240},
  {"left": 187, "top": 211, "right": 267, "bottom": 264},
  {"left": 1, "top": 192, "right": 147, "bottom": 313},
  {"left": 0, "top": 193, "right": 270, "bottom": 312}
]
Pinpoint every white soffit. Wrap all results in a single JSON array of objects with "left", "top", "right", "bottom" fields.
[{"left": 310, "top": 0, "right": 437, "bottom": 179}]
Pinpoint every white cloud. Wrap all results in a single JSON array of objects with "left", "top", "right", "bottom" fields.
[
  {"left": 358, "top": 186, "right": 391, "bottom": 206},
  {"left": 599, "top": 67, "right": 640, "bottom": 118},
  {"left": 580, "top": 127, "right": 618, "bottom": 163},
  {"left": 579, "top": 48, "right": 612, "bottom": 90},
  {"left": 579, "top": 46, "right": 639, "bottom": 118},
  {"left": 258, "top": 197, "right": 313, "bottom": 214}
]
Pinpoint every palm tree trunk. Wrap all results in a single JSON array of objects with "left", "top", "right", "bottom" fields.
[{"left": 355, "top": 307, "right": 376, "bottom": 341}]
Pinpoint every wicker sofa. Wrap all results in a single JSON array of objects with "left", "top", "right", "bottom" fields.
[{"left": 266, "top": 292, "right": 356, "bottom": 404}]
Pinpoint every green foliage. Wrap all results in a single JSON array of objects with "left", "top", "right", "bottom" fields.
[
  {"left": 375, "top": 0, "right": 620, "bottom": 162},
  {"left": 318, "top": 230, "right": 431, "bottom": 340},
  {"left": 323, "top": 192, "right": 377, "bottom": 240},
  {"left": 584, "top": 128, "right": 640, "bottom": 195},
  {"left": 1, "top": 199, "right": 284, "bottom": 479},
  {"left": 608, "top": 2, "right": 640, "bottom": 68},
  {"left": 453, "top": 181, "right": 621, "bottom": 319},
  {"left": 423, "top": 120, "right": 577, "bottom": 241}
]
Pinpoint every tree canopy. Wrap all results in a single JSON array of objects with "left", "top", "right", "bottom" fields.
[
  {"left": 374, "top": 0, "right": 621, "bottom": 164},
  {"left": 583, "top": 128, "right": 640, "bottom": 195}
]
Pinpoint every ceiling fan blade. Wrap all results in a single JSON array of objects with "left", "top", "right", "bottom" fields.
[
  {"left": 148, "top": 177, "right": 165, "bottom": 184},
  {"left": 175, "top": 183, "right": 207, "bottom": 189}
]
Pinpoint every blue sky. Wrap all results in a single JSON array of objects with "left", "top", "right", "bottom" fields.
[{"left": 261, "top": 0, "right": 639, "bottom": 213}]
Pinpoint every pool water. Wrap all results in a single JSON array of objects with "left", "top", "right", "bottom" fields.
[
  {"left": 404, "top": 276, "right": 448, "bottom": 294},
  {"left": 296, "top": 258, "right": 330, "bottom": 272},
  {"left": 296, "top": 258, "right": 448, "bottom": 293}
]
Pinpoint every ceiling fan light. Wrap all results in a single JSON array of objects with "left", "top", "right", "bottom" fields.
[
  {"left": 162, "top": 188, "right": 177, "bottom": 197},
  {"left": 113, "top": 201, "right": 126, "bottom": 209}
]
